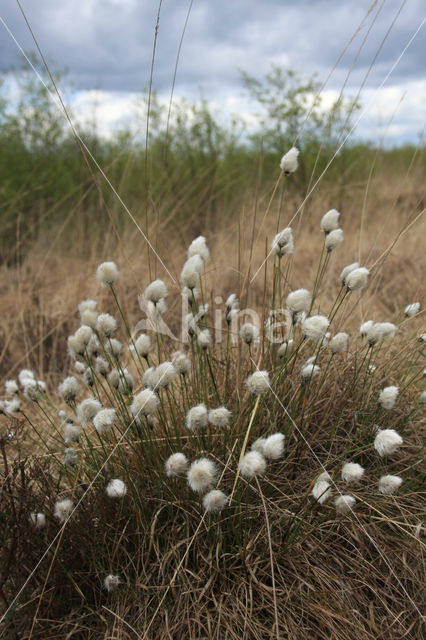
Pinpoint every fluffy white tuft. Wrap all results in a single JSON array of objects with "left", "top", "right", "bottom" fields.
[
  {"left": 144, "top": 279, "right": 168, "bottom": 304},
  {"left": 340, "top": 262, "right": 359, "bottom": 285},
  {"left": 378, "top": 474, "right": 403, "bottom": 495},
  {"left": 54, "top": 498, "right": 74, "bottom": 523},
  {"left": 180, "top": 254, "right": 203, "bottom": 289},
  {"left": 378, "top": 385, "right": 399, "bottom": 409},
  {"left": 374, "top": 428, "right": 403, "bottom": 456},
  {"left": 341, "top": 462, "right": 365, "bottom": 483},
  {"left": 197, "top": 328, "right": 211, "bottom": 350},
  {"left": 58, "top": 376, "right": 80, "bottom": 403},
  {"left": 320, "top": 209, "right": 340, "bottom": 233},
  {"left": 404, "top": 302, "right": 420, "bottom": 317},
  {"left": 96, "top": 261, "right": 119, "bottom": 286},
  {"left": 302, "top": 315, "right": 329, "bottom": 342},
  {"left": 271, "top": 227, "right": 294, "bottom": 256},
  {"left": 188, "top": 235, "right": 210, "bottom": 261},
  {"left": 335, "top": 495, "right": 356, "bottom": 515},
  {"left": 29, "top": 512, "right": 46, "bottom": 528},
  {"left": 286, "top": 289, "right": 311, "bottom": 314},
  {"left": 208, "top": 406, "right": 231, "bottom": 427},
  {"left": 344, "top": 267, "right": 370, "bottom": 291},
  {"left": 325, "top": 228, "right": 343, "bottom": 252},
  {"left": 329, "top": 332, "right": 349, "bottom": 354},
  {"left": 96, "top": 313, "right": 117, "bottom": 338},
  {"left": 106, "top": 479, "right": 127, "bottom": 498},
  {"left": 280, "top": 147, "right": 299, "bottom": 174},
  {"left": 186, "top": 404, "right": 208, "bottom": 431},
  {"left": 131, "top": 389, "right": 159, "bottom": 417},
  {"left": 263, "top": 433, "right": 285, "bottom": 460},
  {"left": 187, "top": 458, "right": 217, "bottom": 493},
  {"left": 165, "top": 452, "right": 188, "bottom": 477},
  {"left": 172, "top": 350, "right": 191, "bottom": 375},
  {"left": 203, "top": 489, "right": 228, "bottom": 513},
  {"left": 103, "top": 574, "right": 121, "bottom": 592},
  {"left": 246, "top": 370, "right": 270, "bottom": 395},
  {"left": 238, "top": 451, "right": 267, "bottom": 478},
  {"left": 93, "top": 408, "right": 117, "bottom": 433}
]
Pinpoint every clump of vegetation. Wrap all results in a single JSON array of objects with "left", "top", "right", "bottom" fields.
[{"left": 1, "top": 149, "right": 424, "bottom": 638}]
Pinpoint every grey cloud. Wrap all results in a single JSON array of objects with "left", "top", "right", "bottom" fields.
[{"left": 0, "top": 0, "right": 424, "bottom": 117}]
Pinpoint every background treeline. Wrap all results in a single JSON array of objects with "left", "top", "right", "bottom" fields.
[{"left": 0, "top": 61, "right": 424, "bottom": 262}]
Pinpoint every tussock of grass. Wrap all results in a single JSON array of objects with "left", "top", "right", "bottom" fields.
[{"left": 1, "top": 165, "right": 425, "bottom": 638}]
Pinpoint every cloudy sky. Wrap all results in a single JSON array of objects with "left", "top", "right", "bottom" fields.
[{"left": 0, "top": 0, "right": 425, "bottom": 144}]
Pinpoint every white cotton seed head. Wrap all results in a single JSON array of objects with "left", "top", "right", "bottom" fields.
[
  {"left": 360, "top": 320, "right": 374, "bottom": 337},
  {"left": 340, "top": 262, "right": 359, "bottom": 285},
  {"left": 96, "top": 313, "right": 117, "bottom": 338},
  {"left": 4, "top": 398, "right": 21, "bottom": 414},
  {"left": 18, "top": 369, "right": 34, "bottom": 385},
  {"left": 103, "top": 575, "right": 121, "bottom": 592},
  {"left": 78, "top": 299, "right": 97, "bottom": 315},
  {"left": 271, "top": 227, "right": 294, "bottom": 257},
  {"left": 325, "top": 228, "right": 343, "bottom": 252},
  {"left": 374, "top": 429, "right": 403, "bottom": 456},
  {"left": 341, "top": 462, "right": 365, "bottom": 483},
  {"left": 5, "top": 380, "right": 18, "bottom": 395},
  {"left": 302, "top": 315, "right": 330, "bottom": 342},
  {"left": 197, "top": 329, "right": 211, "bottom": 350},
  {"left": 286, "top": 289, "right": 311, "bottom": 314},
  {"left": 106, "top": 479, "right": 127, "bottom": 499},
  {"left": 144, "top": 279, "right": 168, "bottom": 304},
  {"left": 419, "top": 390, "right": 426, "bottom": 405},
  {"left": 320, "top": 209, "right": 340, "bottom": 233},
  {"left": 86, "top": 335, "right": 101, "bottom": 358},
  {"left": 208, "top": 406, "right": 231, "bottom": 427},
  {"left": 345, "top": 267, "right": 370, "bottom": 291},
  {"left": 278, "top": 339, "right": 294, "bottom": 359},
  {"left": 203, "top": 489, "right": 228, "bottom": 513},
  {"left": 251, "top": 438, "right": 267, "bottom": 455},
  {"left": 367, "top": 321, "right": 398, "bottom": 345},
  {"left": 187, "top": 458, "right": 217, "bottom": 493},
  {"left": 93, "top": 408, "right": 116, "bottom": 433},
  {"left": 74, "top": 361, "right": 85, "bottom": 374},
  {"left": 188, "top": 235, "right": 210, "bottom": 261},
  {"left": 226, "top": 293, "right": 239, "bottom": 311},
  {"left": 186, "top": 404, "right": 208, "bottom": 431},
  {"left": 311, "top": 479, "right": 332, "bottom": 504},
  {"left": 246, "top": 370, "right": 270, "bottom": 395},
  {"left": 378, "top": 474, "right": 403, "bottom": 495},
  {"left": 165, "top": 452, "right": 188, "bottom": 477},
  {"left": 58, "top": 377, "right": 80, "bottom": 403},
  {"left": 301, "top": 364, "right": 320, "bottom": 381},
  {"left": 335, "top": 495, "right": 356, "bottom": 515},
  {"left": 379, "top": 385, "right": 399, "bottom": 410},
  {"left": 64, "top": 447, "right": 78, "bottom": 466},
  {"left": 131, "top": 389, "right": 159, "bottom": 417},
  {"left": 68, "top": 326, "right": 93, "bottom": 357},
  {"left": 181, "top": 254, "right": 203, "bottom": 289},
  {"left": 105, "top": 338, "right": 122, "bottom": 359},
  {"left": 54, "top": 498, "right": 74, "bottom": 523},
  {"left": 80, "top": 308, "right": 98, "bottom": 328},
  {"left": 263, "top": 433, "right": 285, "bottom": 460},
  {"left": 239, "top": 450, "right": 267, "bottom": 478},
  {"left": 419, "top": 333, "right": 426, "bottom": 343},
  {"left": 134, "top": 334, "right": 151, "bottom": 358},
  {"left": 280, "top": 147, "right": 299, "bottom": 175},
  {"left": 404, "top": 302, "right": 420, "bottom": 317},
  {"left": 329, "top": 332, "right": 349, "bottom": 354},
  {"left": 96, "top": 261, "right": 119, "bottom": 286},
  {"left": 172, "top": 351, "right": 191, "bottom": 375},
  {"left": 142, "top": 367, "right": 157, "bottom": 389},
  {"left": 64, "top": 423, "right": 81, "bottom": 444},
  {"left": 95, "top": 357, "right": 109, "bottom": 376},
  {"left": 155, "top": 362, "right": 177, "bottom": 390},
  {"left": 239, "top": 322, "right": 259, "bottom": 345},
  {"left": 29, "top": 512, "right": 46, "bottom": 528}
]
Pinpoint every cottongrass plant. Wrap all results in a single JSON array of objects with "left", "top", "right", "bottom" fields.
[{"left": 1, "top": 155, "right": 424, "bottom": 640}]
